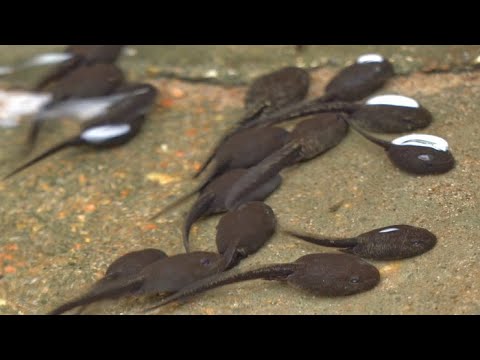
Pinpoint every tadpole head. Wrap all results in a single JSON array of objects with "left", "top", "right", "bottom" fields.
[
  {"left": 216, "top": 201, "right": 276, "bottom": 268},
  {"left": 105, "top": 249, "right": 168, "bottom": 279},
  {"left": 198, "top": 253, "right": 226, "bottom": 270},
  {"left": 245, "top": 66, "right": 310, "bottom": 113},
  {"left": 216, "top": 126, "right": 291, "bottom": 170},
  {"left": 387, "top": 134, "right": 455, "bottom": 175},
  {"left": 325, "top": 54, "right": 394, "bottom": 102},
  {"left": 290, "top": 253, "right": 380, "bottom": 297},
  {"left": 351, "top": 94, "right": 433, "bottom": 133},
  {"left": 403, "top": 229, "right": 437, "bottom": 258},
  {"left": 139, "top": 252, "right": 226, "bottom": 295}
]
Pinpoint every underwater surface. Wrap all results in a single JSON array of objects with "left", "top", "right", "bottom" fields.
[{"left": 0, "top": 45, "right": 479, "bottom": 314}]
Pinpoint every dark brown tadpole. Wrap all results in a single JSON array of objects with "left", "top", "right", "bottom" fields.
[
  {"left": 285, "top": 224, "right": 437, "bottom": 260},
  {"left": 194, "top": 66, "right": 309, "bottom": 179},
  {"left": 44, "top": 64, "right": 125, "bottom": 104},
  {"left": 324, "top": 54, "right": 395, "bottom": 102},
  {"left": 247, "top": 92, "right": 432, "bottom": 134},
  {"left": 103, "top": 249, "right": 168, "bottom": 280},
  {"left": 289, "top": 113, "right": 349, "bottom": 160},
  {"left": 344, "top": 115, "right": 455, "bottom": 175},
  {"left": 28, "top": 63, "right": 126, "bottom": 149},
  {"left": 182, "top": 169, "right": 282, "bottom": 253},
  {"left": 216, "top": 201, "right": 277, "bottom": 269},
  {"left": 3, "top": 83, "right": 157, "bottom": 180},
  {"left": 347, "top": 94, "right": 433, "bottom": 133},
  {"left": 193, "top": 126, "right": 291, "bottom": 185},
  {"left": 35, "top": 45, "right": 124, "bottom": 92},
  {"left": 244, "top": 66, "right": 311, "bottom": 116},
  {"left": 73, "top": 249, "right": 168, "bottom": 314},
  {"left": 146, "top": 253, "right": 380, "bottom": 312},
  {"left": 49, "top": 251, "right": 227, "bottom": 315},
  {"left": 224, "top": 113, "right": 348, "bottom": 209}
]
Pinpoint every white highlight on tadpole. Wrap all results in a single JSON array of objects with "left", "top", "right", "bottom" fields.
[
  {"left": 356, "top": 54, "right": 384, "bottom": 64},
  {"left": 366, "top": 94, "right": 419, "bottom": 108},
  {"left": 81, "top": 124, "right": 131, "bottom": 143},
  {"left": 392, "top": 134, "right": 449, "bottom": 152},
  {"left": 0, "top": 53, "right": 73, "bottom": 77},
  {"left": 0, "top": 66, "right": 13, "bottom": 75},
  {"left": 21, "top": 53, "right": 73, "bottom": 68},
  {"left": 119, "top": 87, "right": 150, "bottom": 97},
  {"left": 0, "top": 90, "right": 52, "bottom": 128},
  {"left": 38, "top": 93, "right": 130, "bottom": 121},
  {"left": 379, "top": 227, "right": 400, "bottom": 234}
]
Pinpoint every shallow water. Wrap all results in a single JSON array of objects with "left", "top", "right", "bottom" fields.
[{"left": 0, "top": 45, "right": 479, "bottom": 315}]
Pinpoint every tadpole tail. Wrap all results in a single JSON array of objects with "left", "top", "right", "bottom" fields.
[
  {"left": 340, "top": 114, "right": 391, "bottom": 149},
  {"left": 48, "top": 277, "right": 144, "bottom": 315},
  {"left": 237, "top": 102, "right": 270, "bottom": 127},
  {"left": 24, "top": 115, "right": 47, "bottom": 153},
  {"left": 23, "top": 97, "right": 60, "bottom": 154},
  {"left": 221, "top": 238, "right": 242, "bottom": 270},
  {"left": 284, "top": 230, "right": 358, "bottom": 249},
  {"left": 3, "top": 137, "right": 81, "bottom": 180},
  {"left": 193, "top": 151, "right": 217, "bottom": 179},
  {"left": 182, "top": 192, "right": 216, "bottom": 253},
  {"left": 145, "top": 263, "right": 299, "bottom": 312},
  {"left": 195, "top": 161, "right": 230, "bottom": 192},
  {"left": 148, "top": 179, "right": 214, "bottom": 221},
  {"left": 193, "top": 104, "right": 268, "bottom": 179},
  {"left": 315, "top": 93, "right": 337, "bottom": 103},
  {"left": 247, "top": 98, "right": 359, "bottom": 128},
  {"left": 149, "top": 191, "right": 197, "bottom": 221},
  {"left": 225, "top": 143, "right": 302, "bottom": 209},
  {"left": 193, "top": 140, "right": 235, "bottom": 180}
]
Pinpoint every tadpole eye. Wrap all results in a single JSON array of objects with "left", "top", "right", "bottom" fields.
[
  {"left": 350, "top": 276, "right": 360, "bottom": 284},
  {"left": 417, "top": 154, "right": 433, "bottom": 162},
  {"left": 411, "top": 239, "right": 423, "bottom": 247},
  {"left": 200, "top": 258, "right": 211, "bottom": 266}
]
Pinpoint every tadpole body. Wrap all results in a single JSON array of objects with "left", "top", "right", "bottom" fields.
[
  {"left": 43, "top": 63, "right": 125, "bottom": 103},
  {"left": 49, "top": 251, "right": 226, "bottom": 315},
  {"left": 324, "top": 54, "right": 395, "bottom": 102},
  {"left": 146, "top": 253, "right": 380, "bottom": 312},
  {"left": 216, "top": 201, "right": 277, "bottom": 269},
  {"left": 103, "top": 249, "right": 168, "bottom": 280},
  {"left": 244, "top": 66, "right": 311, "bottom": 116},
  {"left": 285, "top": 224, "right": 437, "bottom": 260},
  {"left": 35, "top": 45, "right": 124, "bottom": 91},
  {"left": 348, "top": 95, "right": 433, "bottom": 133}
]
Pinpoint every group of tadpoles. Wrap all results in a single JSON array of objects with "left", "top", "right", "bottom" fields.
[
  {"left": 1, "top": 47, "right": 455, "bottom": 315},
  {"left": 2, "top": 45, "right": 158, "bottom": 180}
]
